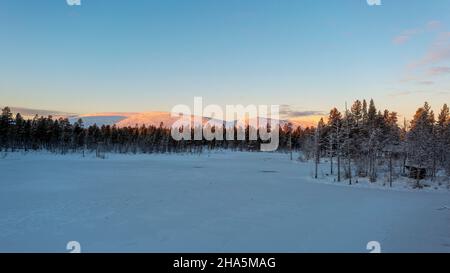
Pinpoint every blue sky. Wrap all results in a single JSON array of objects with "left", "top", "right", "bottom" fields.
[{"left": 0, "top": 0, "right": 449, "bottom": 119}]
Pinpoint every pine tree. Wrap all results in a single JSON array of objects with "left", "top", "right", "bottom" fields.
[
  {"left": 351, "top": 100, "right": 363, "bottom": 125},
  {"left": 407, "top": 102, "right": 436, "bottom": 187},
  {"left": 362, "top": 99, "right": 368, "bottom": 124},
  {"left": 13, "top": 113, "right": 25, "bottom": 151},
  {"left": 314, "top": 118, "right": 325, "bottom": 179},
  {"left": 344, "top": 102, "right": 352, "bottom": 184},
  {"left": 0, "top": 107, "right": 14, "bottom": 151},
  {"left": 327, "top": 108, "right": 342, "bottom": 177},
  {"left": 367, "top": 99, "right": 377, "bottom": 125},
  {"left": 73, "top": 118, "right": 85, "bottom": 152},
  {"left": 437, "top": 104, "right": 450, "bottom": 174}
]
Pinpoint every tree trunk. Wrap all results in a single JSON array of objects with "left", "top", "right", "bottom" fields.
[
  {"left": 314, "top": 141, "right": 319, "bottom": 179},
  {"left": 330, "top": 154, "right": 333, "bottom": 175},
  {"left": 337, "top": 152, "right": 341, "bottom": 182},
  {"left": 432, "top": 157, "right": 436, "bottom": 181},
  {"left": 315, "top": 157, "right": 318, "bottom": 179},
  {"left": 389, "top": 153, "right": 393, "bottom": 187},
  {"left": 348, "top": 156, "right": 352, "bottom": 185},
  {"left": 402, "top": 153, "right": 406, "bottom": 175},
  {"left": 416, "top": 164, "right": 421, "bottom": 188},
  {"left": 314, "top": 127, "right": 320, "bottom": 179},
  {"left": 329, "top": 134, "right": 334, "bottom": 175},
  {"left": 289, "top": 134, "right": 293, "bottom": 161}
]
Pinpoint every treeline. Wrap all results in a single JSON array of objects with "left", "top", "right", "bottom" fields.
[
  {"left": 1, "top": 99, "right": 449, "bottom": 185},
  {"left": 306, "top": 99, "right": 450, "bottom": 186},
  {"left": 0, "top": 107, "right": 310, "bottom": 154}
]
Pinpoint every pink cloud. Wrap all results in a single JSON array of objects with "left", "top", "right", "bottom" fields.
[
  {"left": 389, "top": 89, "right": 449, "bottom": 97},
  {"left": 393, "top": 28, "right": 421, "bottom": 45},
  {"left": 428, "top": 66, "right": 450, "bottom": 76},
  {"left": 417, "top": 81, "right": 434, "bottom": 85},
  {"left": 427, "top": 20, "right": 442, "bottom": 30},
  {"left": 398, "top": 24, "right": 450, "bottom": 86},
  {"left": 393, "top": 35, "right": 410, "bottom": 45},
  {"left": 393, "top": 21, "right": 441, "bottom": 46},
  {"left": 408, "top": 32, "right": 450, "bottom": 69}
]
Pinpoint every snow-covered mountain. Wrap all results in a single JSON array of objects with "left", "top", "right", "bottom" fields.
[
  {"left": 6, "top": 107, "right": 320, "bottom": 129},
  {"left": 6, "top": 106, "right": 76, "bottom": 120},
  {"left": 69, "top": 112, "right": 137, "bottom": 127},
  {"left": 73, "top": 111, "right": 319, "bottom": 128}
]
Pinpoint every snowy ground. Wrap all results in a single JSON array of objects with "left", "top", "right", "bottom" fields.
[{"left": 0, "top": 151, "right": 449, "bottom": 253}]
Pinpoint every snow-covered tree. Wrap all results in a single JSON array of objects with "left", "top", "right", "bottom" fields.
[
  {"left": 314, "top": 118, "right": 325, "bottom": 179},
  {"left": 407, "top": 102, "right": 436, "bottom": 186},
  {"left": 0, "top": 107, "right": 14, "bottom": 150},
  {"left": 437, "top": 104, "right": 450, "bottom": 174},
  {"left": 326, "top": 108, "right": 342, "bottom": 178}
]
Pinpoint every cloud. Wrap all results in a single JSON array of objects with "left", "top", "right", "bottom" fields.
[
  {"left": 409, "top": 32, "right": 450, "bottom": 69},
  {"left": 287, "top": 110, "right": 327, "bottom": 117},
  {"left": 389, "top": 89, "right": 450, "bottom": 97},
  {"left": 393, "top": 29, "right": 420, "bottom": 45},
  {"left": 4, "top": 106, "right": 76, "bottom": 118},
  {"left": 427, "top": 20, "right": 442, "bottom": 30},
  {"left": 393, "top": 35, "right": 410, "bottom": 45},
  {"left": 417, "top": 81, "right": 434, "bottom": 85},
  {"left": 389, "top": 90, "right": 414, "bottom": 97},
  {"left": 393, "top": 21, "right": 441, "bottom": 46},
  {"left": 428, "top": 66, "right": 450, "bottom": 76},
  {"left": 399, "top": 28, "right": 450, "bottom": 85},
  {"left": 279, "top": 105, "right": 325, "bottom": 118}
]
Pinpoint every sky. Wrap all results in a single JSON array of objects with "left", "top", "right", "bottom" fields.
[{"left": 0, "top": 0, "right": 450, "bottom": 120}]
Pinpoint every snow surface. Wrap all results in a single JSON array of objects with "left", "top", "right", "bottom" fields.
[
  {"left": 0, "top": 151, "right": 449, "bottom": 253},
  {"left": 68, "top": 116, "right": 128, "bottom": 127}
]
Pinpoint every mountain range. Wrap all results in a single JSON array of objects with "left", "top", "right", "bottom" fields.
[{"left": 5, "top": 107, "right": 320, "bottom": 129}]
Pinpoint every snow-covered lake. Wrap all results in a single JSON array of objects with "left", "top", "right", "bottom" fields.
[{"left": 0, "top": 151, "right": 449, "bottom": 252}]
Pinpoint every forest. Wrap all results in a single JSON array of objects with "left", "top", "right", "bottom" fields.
[{"left": 1, "top": 99, "right": 449, "bottom": 187}]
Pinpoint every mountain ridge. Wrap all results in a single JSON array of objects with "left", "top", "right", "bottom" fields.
[{"left": 5, "top": 106, "right": 320, "bottom": 129}]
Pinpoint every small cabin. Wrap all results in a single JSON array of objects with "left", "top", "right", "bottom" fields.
[{"left": 405, "top": 165, "right": 427, "bottom": 180}]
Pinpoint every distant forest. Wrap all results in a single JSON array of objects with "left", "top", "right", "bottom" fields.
[{"left": 1, "top": 99, "right": 449, "bottom": 186}]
